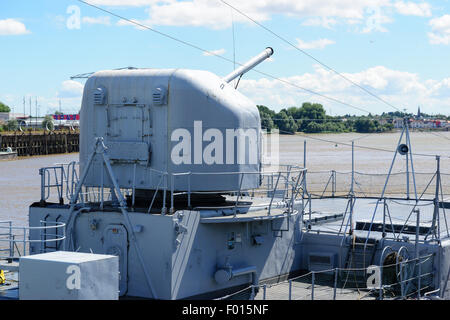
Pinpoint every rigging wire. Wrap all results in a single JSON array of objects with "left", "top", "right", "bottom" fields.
[
  {"left": 75, "top": 0, "right": 448, "bottom": 160},
  {"left": 75, "top": 0, "right": 372, "bottom": 115},
  {"left": 218, "top": 0, "right": 403, "bottom": 113},
  {"left": 273, "top": 128, "right": 449, "bottom": 159},
  {"left": 423, "top": 130, "right": 450, "bottom": 141}
]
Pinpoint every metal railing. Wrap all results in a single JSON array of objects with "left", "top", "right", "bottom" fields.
[
  {"left": 215, "top": 252, "right": 437, "bottom": 300},
  {"left": 306, "top": 170, "right": 450, "bottom": 199},
  {"left": 40, "top": 160, "right": 308, "bottom": 217},
  {"left": 39, "top": 161, "right": 79, "bottom": 204},
  {"left": 0, "top": 220, "right": 66, "bottom": 258}
]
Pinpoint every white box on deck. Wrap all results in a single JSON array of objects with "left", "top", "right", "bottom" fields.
[{"left": 19, "top": 251, "right": 119, "bottom": 300}]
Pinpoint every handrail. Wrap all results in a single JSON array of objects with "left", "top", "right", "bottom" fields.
[
  {"left": 0, "top": 220, "right": 66, "bottom": 258},
  {"left": 214, "top": 252, "right": 436, "bottom": 300},
  {"left": 43, "top": 158, "right": 307, "bottom": 216}
]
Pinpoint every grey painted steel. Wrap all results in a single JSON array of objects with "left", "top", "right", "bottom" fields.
[
  {"left": 25, "top": 195, "right": 450, "bottom": 299},
  {"left": 79, "top": 68, "right": 262, "bottom": 192},
  {"left": 29, "top": 204, "right": 303, "bottom": 299},
  {"left": 19, "top": 251, "right": 118, "bottom": 300}
]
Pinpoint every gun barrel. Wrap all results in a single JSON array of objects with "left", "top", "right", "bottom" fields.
[{"left": 223, "top": 47, "right": 274, "bottom": 84}]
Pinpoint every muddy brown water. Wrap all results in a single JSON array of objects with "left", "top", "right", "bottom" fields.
[{"left": 1, "top": 131, "right": 450, "bottom": 226}]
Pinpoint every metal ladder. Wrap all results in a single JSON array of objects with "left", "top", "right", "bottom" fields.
[{"left": 341, "top": 237, "right": 378, "bottom": 288}]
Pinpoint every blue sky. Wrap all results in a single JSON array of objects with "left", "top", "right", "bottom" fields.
[{"left": 1, "top": 0, "right": 450, "bottom": 116}]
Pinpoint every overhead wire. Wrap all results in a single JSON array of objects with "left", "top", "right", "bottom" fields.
[
  {"left": 218, "top": 0, "right": 403, "bottom": 113},
  {"left": 76, "top": 0, "right": 372, "bottom": 115},
  {"left": 76, "top": 0, "right": 448, "bottom": 160},
  {"left": 274, "top": 128, "right": 449, "bottom": 159}
]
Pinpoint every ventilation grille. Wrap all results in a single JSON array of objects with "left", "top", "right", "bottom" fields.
[
  {"left": 152, "top": 87, "right": 167, "bottom": 105},
  {"left": 309, "top": 255, "right": 331, "bottom": 264},
  {"left": 308, "top": 252, "right": 335, "bottom": 274},
  {"left": 93, "top": 87, "right": 106, "bottom": 105}
]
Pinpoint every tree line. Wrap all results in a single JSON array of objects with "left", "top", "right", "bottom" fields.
[{"left": 258, "top": 103, "right": 394, "bottom": 134}]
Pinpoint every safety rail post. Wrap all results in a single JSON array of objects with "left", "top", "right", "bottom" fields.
[
  {"left": 187, "top": 173, "right": 191, "bottom": 209},
  {"left": 308, "top": 191, "right": 312, "bottom": 221},
  {"left": 100, "top": 162, "right": 104, "bottom": 210},
  {"left": 268, "top": 172, "right": 281, "bottom": 216},
  {"left": 379, "top": 264, "right": 383, "bottom": 300},
  {"left": 382, "top": 198, "right": 386, "bottom": 238},
  {"left": 8, "top": 221, "right": 13, "bottom": 257},
  {"left": 433, "top": 156, "right": 441, "bottom": 242},
  {"left": 415, "top": 208, "right": 420, "bottom": 259},
  {"left": 400, "top": 260, "right": 405, "bottom": 299},
  {"left": 418, "top": 256, "right": 422, "bottom": 298},
  {"left": 284, "top": 165, "right": 292, "bottom": 200},
  {"left": 39, "top": 168, "right": 45, "bottom": 204},
  {"left": 162, "top": 173, "right": 167, "bottom": 215},
  {"left": 311, "top": 271, "right": 315, "bottom": 300},
  {"left": 62, "top": 222, "right": 66, "bottom": 251},
  {"left": 333, "top": 268, "right": 338, "bottom": 300},
  {"left": 288, "top": 279, "right": 292, "bottom": 300},
  {"left": 132, "top": 163, "right": 137, "bottom": 209},
  {"left": 234, "top": 173, "right": 244, "bottom": 218},
  {"left": 289, "top": 171, "right": 302, "bottom": 214},
  {"left": 60, "top": 164, "right": 64, "bottom": 204},
  {"left": 170, "top": 174, "right": 175, "bottom": 214},
  {"left": 332, "top": 170, "right": 336, "bottom": 197},
  {"left": 23, "top": 227, "right": 26, "bottom": 256},
  {"left": 397, "top": 246, "right": 409, "bottom": 299}
]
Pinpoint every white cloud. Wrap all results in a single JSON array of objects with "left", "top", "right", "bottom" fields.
[
  {"left": 88, "top": 0, "right": 166, "bottom": 6},
  {"left": 109, "top": 0, "right": 393, "bottom": 31},
  {"left": 238, "top": 65, "right": 450, "bottom": 115},
  {"left": 394, "top": 1, "right": 432, "bottom": 17},
  {"left": 58, "top": 80, "right": 84, "bottom": 99},
  {"left": 360, "top": 6, "right": 393, "bottom": 33},
  {"left": 0, "top": 18, "right": 30, "bottom": 36},
  {"left": 428, "top": 14, "right": 450, "bottom": 45},
  {"left": 82, "top": 16, "right": 111, "bottom": 25},
  {"left": 301, "top": 17, "right": 338, "bottom": 29},
  {"left": 84, "top": 1, "right": 433, "bottom": 34},
  {"left": 203, "top": 48, "right": 226, "bottom": 56},
  {"left": 296, "top": 38, "right": 335, "bottom": 50}
]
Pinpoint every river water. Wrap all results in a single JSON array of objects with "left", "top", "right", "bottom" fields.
[{"left": 1, "top": 131, "right": 450, "bottom": 226}]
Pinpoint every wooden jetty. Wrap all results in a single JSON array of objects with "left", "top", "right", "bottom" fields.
[{"left": 0, "top": 131, "right": 79, "bottom": 157}]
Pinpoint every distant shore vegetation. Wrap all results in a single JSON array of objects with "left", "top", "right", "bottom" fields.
[{"left": 258, "top": 103, "right": 397, "bottom": 134}]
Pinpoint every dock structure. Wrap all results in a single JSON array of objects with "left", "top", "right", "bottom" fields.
[{"left": 0, "top": 131, "right": 79, "bottom": 157}]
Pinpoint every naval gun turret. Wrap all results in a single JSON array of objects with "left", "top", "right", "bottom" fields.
[
  {"left": 28, "top": 48, "right": 309, "bottom": 300},
  {"left": 79, "top": 48, "right": 274, "bottom": 207}
]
